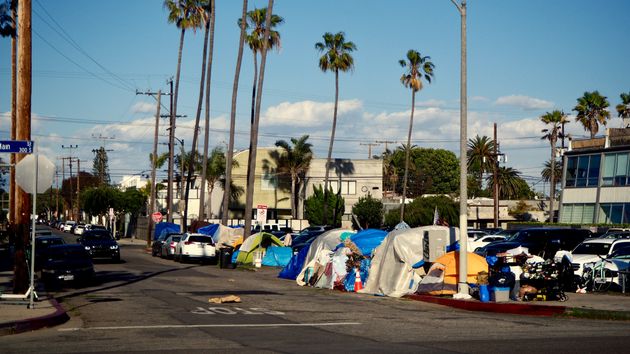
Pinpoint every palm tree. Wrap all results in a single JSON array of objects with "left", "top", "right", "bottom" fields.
[
  {"left": 617, "top": 92, "right": 630, "bottom": 127},
  {"left": 272, "top": 135, "right": 313, "bottom": 218},
  {"left": 467, "top": 135, "right": 495, "bottom": 191},
  {"left": 198, "top": 0, "right": 216, "bottom": 220},
  {"left": 315, "top": 31, "right": 356, "bottom": 225},
  {"left": 221, "top": 0, "right": 248, "bottom": 225},
  {"left": 398, "top": 49, "right": 434, "bottom": 222},
  {"left": 242, "top": 0, "right": 275, "bottom": 239},
  {"left": 573, "top": 91, "right": 611, "bottom": 138},
  {"left": 202, "top": 147, "right": 240, "bottom": 218},
  {"left": 541, "top": 159, "right": 562, "bottom": 183},
  {"left": 486, "top": 166, "right": 525, "bottom": 200},
  {"left": 541, "top": 110, "right": 569, "bottom": 222},
  {"left": 184, "top": 0, "right": 211, "bottom": 227}
]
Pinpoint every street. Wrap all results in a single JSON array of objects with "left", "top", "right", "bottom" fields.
[{"left": 2, "top": 230, "right": 630, "bottom": 353}]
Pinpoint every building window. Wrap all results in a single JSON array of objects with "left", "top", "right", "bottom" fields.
[
  {"left": 598, "top": 203, "right": 630, "bottom": 224},
  {"left": 602, "top": 152, "right": 630, "bottom": 187},
  {"left": 560, "top": 203, "right": 595, "bottom": 224},
  {"left": 565, "top": 154, "right": 600, "bottom": 188},
  {"left": 327, "top": 180, "right": 357, "bottom": 195}
]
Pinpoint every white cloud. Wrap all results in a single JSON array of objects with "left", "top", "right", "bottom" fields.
[
  {"left": 130, "top": 102, "right": 157, "bottom": 114},
  {"left": 416, "top": 99, "right": 447, "bottom": 108},
  {"left": 494, "top": 95, "right": 554, "bottom": 111},
  {"left": 262, "top": 99, "right": 363, "bottom": 127}
]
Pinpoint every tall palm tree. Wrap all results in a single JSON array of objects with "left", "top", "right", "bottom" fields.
[
  {"left": 222, "top": 0, "right": 248, "bottom": 225},
  {"left": 273, "top": 135, "right": 313, "bottom": 218},
  {"left": 573, "top": 91, "right": 611, "bottom": 139},
  {"left": 198, "top": 0, "right": 216, "bottom": 220},
  {"left": 184, "top": 0, "right": 211, "bottom": 227},
  {"left": 467, "top": 135, "right": 495, "bottom": 190},
  {"left": 202, "top": 147, "right": 237, "bottom": 218},
  {"left": 541, "top": 159, "right": 562, "bottom": 183},
  {"left": 486, "top": 166, "right": 525, "bottom": 200},
  {"left": 540, "top": 110, "right": 568, "bottom": 222},
  {"left": 617, "top": 92, "right": 630, "bottom": 127},
  {"left": 398, "top": 49, "right": 434, "bottom": 222},
  {"left": 164, "top": 0, "right": 203, "bottom": 225},
  {"left": 315, "top": 31, "right": 356, "bottom": 225},
  {"left": 242, "top": 0, "right": 275, "bottom": 239}
]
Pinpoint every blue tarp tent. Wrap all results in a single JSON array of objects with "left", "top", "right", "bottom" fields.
[
  {"left": 154, "top": 222, "right": 180, "bottom": 240},
  {"left": 340, "top": 229, "right": 388, "bottom": 257},
  {"left": 198, "top": 224, "right": 219, "bottom": 241},
  {"left": 278, "top": 246, "right": 309, "bottom": 280},
  {"left": 262, "top": 246, "right": 293, "bottom": 267}
]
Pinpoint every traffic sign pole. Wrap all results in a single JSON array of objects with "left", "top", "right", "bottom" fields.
[{"left": 29, "top": 151, "right": 38, "bottom": 308}]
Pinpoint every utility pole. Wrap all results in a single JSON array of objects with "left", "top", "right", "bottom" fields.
[
  {"left": 360, "top": 142, "right": 380, "bottom": 159},
  {"left": 493, "top": 123, "right": 499, "bottom": 228},
  {"left": 376, "top": 140, "right": 396, "bottom": 153},
  {"left": 149, "top": 91, "right": 161, "bottom": 247},
  {"left": 62, "top": 145, "right": 78, "bottom": 220},
  {"left": 167, "top": 78, "right": 175, "bottom": 224},
  {"left": 77, "top": 159, "right": 81, "bottom": 221}
]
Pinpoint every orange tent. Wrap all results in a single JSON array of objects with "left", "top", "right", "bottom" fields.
[{"left": 417, "top": 251, "right": 488, "bottom": 295}]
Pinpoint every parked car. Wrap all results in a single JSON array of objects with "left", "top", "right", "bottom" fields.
[
  {"left": 152, "top": 232, "right": 179, "bottom": 257},
  {"left": 34, "top": 236, "right": 65, "bottom": 270},
  {"left": 73, "top": 224, "right": 86, "bottom": 235},
  {"left": 85, "top": 224, "right": 107, "bottom": 232},
  {"left": 78, "top": 229, "right": 121, "bottom": 262},
  {"left": 39, "top": 244, "right": 95, "bottom": 287},
  {"left": 174, "top": 233, "right": 217, "bottom": 264},
  {"left": 291, "top": 226, "right": 334, "bottom": 254},
  {"left": 63, "top": 221, "right": 76, "bottom": 232},
  {"left": 476, "top": 227, "right": 593, "bottom": 259},
  {"left": 583, "top": 245, "right": 630, "bottom": 289},
  {"left": 570, "top": 238, "right": 630, "bottom": 278},
  {"left": 468, "top": 234, "right": 506, "bottom": 252},
  {"left": 161, "top": 234, "right": 183, "bottom": 259},
  {"left": 467, "top": 230, "right": 488, "bottom": 240}
]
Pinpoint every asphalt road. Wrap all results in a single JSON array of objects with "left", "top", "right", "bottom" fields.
[{"left": 3, "top": 228, "right": 630, "bottom": 353}]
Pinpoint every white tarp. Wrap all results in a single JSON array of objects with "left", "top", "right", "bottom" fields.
[
  {"left": 359, "top": 227, "right": 428, "bottom": 298},
  {"left": 296, "top": 229, "right": 354, "bottom": 286},
  {"left": 215, "top": 225, "right": 244, "bottom": 248}
]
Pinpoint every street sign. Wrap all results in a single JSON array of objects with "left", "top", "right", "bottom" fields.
[
  {"left": 0, "top": 140, "right": 33, "bottom": 154},
  {"left": 15, "top": 155, "right": 55, "bottom": 194},
  {"left": 256, "top": 204, "right": 268, "bottom": 223},
  {"left": 151, "top": 211, "right": 163, "bottom": 223}
]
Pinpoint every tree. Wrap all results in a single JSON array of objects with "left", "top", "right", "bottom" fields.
[
  {"left": 202, "top": 147, "right": 241, "bottom": 218},
  {"left": 315, "top": 31, "right": 356, "bottom": 225},
  {"left": 384, "top": 195, "right": 458, "bottom": 228},
  {"left": 270, "top": 135, "right": 312, "bottom": 218},
  {"left": 509, "top": 200, "right": 532, "bottom": 221},
  {"left": 467, "top": 135, "right": 495, "bottom": 190},
  {"left": 304, "top": 185, "right": 344, "bottom": 227},
  {"left": 573, "top": 90, "right": 611, "bottom": 139},
  {"left": 92, "top": 147, "right": 111, "bottom": 186},
  {"left": 541, "top": 110, "right": 568, "bottom": 222},
  {"left": 486, "top": 166, "right": 530, "bottom": 200},
  {"left": 0, "top": 0, "right": 15, "bottom": 37},
  {"left": 222, "top": 0, "right": 248, "bottom": 225},
  {"left": 398, "top": 49, "right": 434, "bottom": 222},
  {"left": 616, "top": 92, "right": 630, "bottom": 127},
  {"left": 352, "top": 194, "right": 383, "bottom": 230},
  {"left": 242, "top": 0, "right": 275, "bottom": 239},
  {"left": 541, "top": 158, "right": 563, "bottom": 183}
]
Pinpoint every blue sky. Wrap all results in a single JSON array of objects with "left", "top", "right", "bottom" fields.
[{"left": 1, "top": 0, "right": 629, "bottom": 193}]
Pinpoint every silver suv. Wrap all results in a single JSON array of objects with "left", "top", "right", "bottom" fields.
[{"left": 571, "top": 238, "right": 630, "bottom": 277}]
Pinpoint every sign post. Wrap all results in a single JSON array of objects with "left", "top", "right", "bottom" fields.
[
  {"left": 151, "top": 211, "right": 163, "bottom": 223},
  {"left": 256, "top": 204, "right": 268, "bottom": 224}
]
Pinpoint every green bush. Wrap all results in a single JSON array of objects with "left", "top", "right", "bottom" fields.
[
  {"left": 352, "top": 194, "right": 383, "bottom": 230},
  {"left": 304, "top": 185, "right": 344, "bottom": 227}
]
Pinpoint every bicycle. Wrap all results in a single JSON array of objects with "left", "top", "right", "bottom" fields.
[{"left": 581, "top": 257, "right": 616, "bottom": 292}]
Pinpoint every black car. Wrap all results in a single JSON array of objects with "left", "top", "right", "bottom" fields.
[
  {"left": 291, "top": 226, "right": 334, "bottom": 253},
  {"left": 78, "top": 229, "right": 121, "bottom": 261},
  {"left": 34, "top": 236, "right": 65, "bottom": 270},
  {"left": 39, "top": 244, "right": 95, "bottom": 287},
  {"left": 477, "top": 227, "right": 592, "bottom": 259}
]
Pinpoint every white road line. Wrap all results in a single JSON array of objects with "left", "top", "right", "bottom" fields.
[{"left": 58, "top": 322, "right": 361, "bottom": 332}]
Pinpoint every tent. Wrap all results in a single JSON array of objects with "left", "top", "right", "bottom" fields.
[
  {"left": 262, "top": 246, "right": 293, "bottom": 267},
  {"left": 360, "top": 227, "right": 428, "bottom": 298},
  {"left": 295, "top": 229, "right": 354, "bottom": 286},
  {"left": 343, "top": 229, "right": 388, "bottom": 257},
  {"left": 236, "top": 232, "right": 284, "bottom": 264},
  {"left": 416, "top": 251, "right": 488, "bottom": 295},
  {"left": 154, "top": 222, "right": 180, "bottom": 240},
  {"left": 278, "top": 246, "right": 309, "bottom": 280},
  {"left": 198, "top": 224, "right": 243, "bottom": 248}
]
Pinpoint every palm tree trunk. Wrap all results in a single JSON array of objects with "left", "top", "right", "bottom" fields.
[
  {"left": 199, "top": 0, "right": 216, "bottom": 220},
  {"left": 222, "top": 0, "right": 248, "bottom": 225},
  {"left": 400, "top": 90, "right": 415, "bottom": 223},
  {"left": 167, "top": 27, "right": 185, "bottom": 227},
  {"left": 549, "top": 139, "right": 556, "bottom": 222},
  {"left": 243, "top": 0, "right": 274, "bottom": 239},
  {"left": 184, "top": 15, "right": 211, "bottom": 229},
  {"left": 323, "top": 69, "right": 339, "bottom": 225},
  {"left": 290, "top": 174, "right": 297, "bottom": 218},
  {"left": 243, "top": 52, "right": 258, "bottom": 223}
]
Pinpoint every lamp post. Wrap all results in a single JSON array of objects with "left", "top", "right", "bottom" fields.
[{"left": 451, "top": 0, "right": 469, "bottom": 297}]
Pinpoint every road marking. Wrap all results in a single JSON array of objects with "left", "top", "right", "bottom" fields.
[{"left": 58, "top": 322, "right": 361, "bottom": 332}]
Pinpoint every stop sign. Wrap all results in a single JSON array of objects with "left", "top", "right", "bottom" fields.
[{"left": 151, "top": 212, "right": 163, "bottom": 223}]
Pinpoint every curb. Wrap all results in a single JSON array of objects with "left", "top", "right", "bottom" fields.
[
  {"left": 405, "top": 294, "right": 567, "bottom": 317},
  {"left": 0, "top": 298, "right": 70, "bottom": 336}
]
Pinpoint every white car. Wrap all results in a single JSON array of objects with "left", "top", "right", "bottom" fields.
[
  {"left": 74, "top": 224, "right": 86, "bottom": 235},
  {"left": 63, "top": 221, "right": 76, "bottom": 232},
  {"left": 583, "top": 245, "right": 630, "bottom": 289},
  {"left": 468, "top": 234, "right": 506, "bottom": 252},
  {"left": 571, "top": 238, "right": 630, "bottom": 278},
  {"left": 174, "top": 233, "right": 217, "bottom": 264}
]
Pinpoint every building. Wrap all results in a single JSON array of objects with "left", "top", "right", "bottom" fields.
[{"left": 559, "top": 128, "right": 630, "bottom": 224}]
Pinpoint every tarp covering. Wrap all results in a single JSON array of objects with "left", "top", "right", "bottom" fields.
[
  {"left": 262, "top": 246, "right": 293, "bottom": 267},
  {"left": 197, "top": 224, "right": 243, "bottom": 248},
  {"left": 296, "top": 229, "right": 354, "bottom": 286},
  {"left": 154, "top": 222, "right": 180, "bottom": 240},
  {"left": 278, "top": 246, "right": 309, "bottom": 280},
  {"left": 197, "top": 224, "right": 219, "bottom": 237},
  {"left": 416, "top": 251, "right": 488, "bottom": 295},
  {"left": 343, "top": 229, "right": 388, "bottom": 257},
  {"left": 236, "top": 232, "right": 284, "bottom": 264},
  {"left": 360, "top": 227, "right": 428, "bottom": 298}
]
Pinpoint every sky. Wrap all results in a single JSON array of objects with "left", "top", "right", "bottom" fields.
[{"left": 1, "top": 0, "right": 629, "bottom": 194}]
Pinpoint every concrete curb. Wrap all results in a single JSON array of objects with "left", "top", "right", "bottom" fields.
[
  {"left": 405, "top": 294, "right": 567, "bottom": 317},
  {"left": 0, "top": 298, "right": 70, "bottom": 336}
]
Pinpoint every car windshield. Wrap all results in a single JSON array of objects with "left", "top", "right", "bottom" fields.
[
  {"left": 572, "top": 242, "right": 611, "bottom": 255},
  {"left": 84, "top": 231, "right": 114, "bottom": 240},
  {"left": 46, "top": 247, "right": 90, "bottom": 261},
  {"left": 610, "top": 246, "right": 630, "bottom": 259}
]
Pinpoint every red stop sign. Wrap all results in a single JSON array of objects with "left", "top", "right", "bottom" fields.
[{"left": 151, "top": 212, "right": 163, "bottom": 223}]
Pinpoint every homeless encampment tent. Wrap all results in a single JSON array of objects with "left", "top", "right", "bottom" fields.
[
  {"left": 154, "top": 222, "right": 180, "bottom": 240},
  {"left": 359, "top": 227, "right": 429, "bottom": 298},
  {"left": 262, "top": 246, "right": 293, "bottom": 267},
  {"left": 236, "top": 232, "right": 284, "bottom": 264},
  {"left": 416, "top": 251, "right": 488, "bottom": 295},
  {"left": 295, "top": 229, "right": 354, "bottom": 286},
  {"left": 198, "top": 224, "right": 244, "bottom": 248},
  {"left": 278, "top": 246, "right": 310, "bottom": 280}
]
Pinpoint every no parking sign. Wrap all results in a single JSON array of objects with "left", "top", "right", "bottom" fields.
[{"left": 256, "top": 204, "right": 267, "bottom": 222}]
